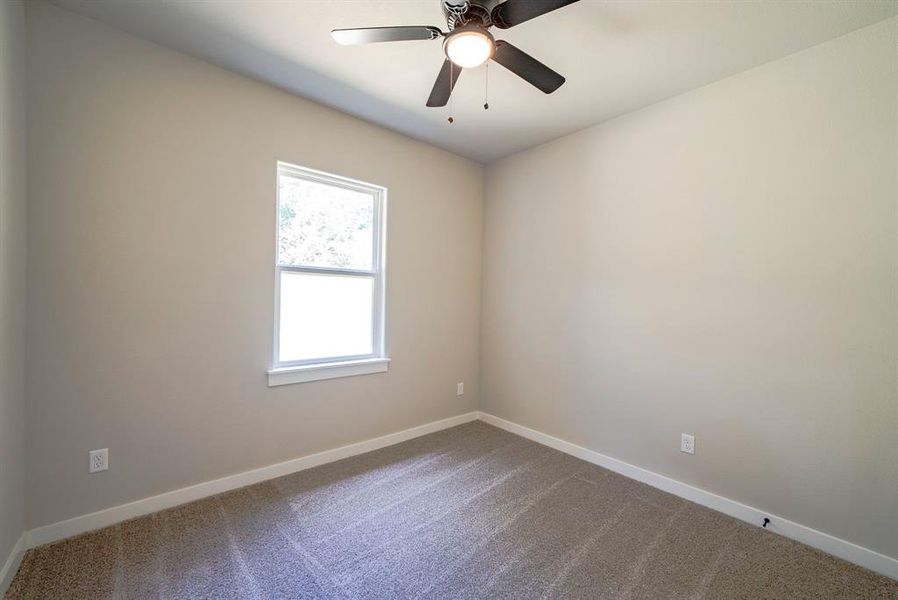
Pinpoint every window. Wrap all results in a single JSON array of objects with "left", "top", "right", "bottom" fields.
[{"left": 269, "top": 162, "right": 388, "bottom": 386}]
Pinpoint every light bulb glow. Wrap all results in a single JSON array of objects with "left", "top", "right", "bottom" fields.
[{"left": 445, "top": 29, "right": 493, "bottom": 68}]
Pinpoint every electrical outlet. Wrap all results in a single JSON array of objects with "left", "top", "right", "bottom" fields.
[
  {"left": 457, "top": 382, "right": 464, "bottom": 396},
  {"left": 680, "top": 434, "right": 695, "bottom": 455},
  {"left": 89, "top": 448, "right": 108, "bottom": 473}
]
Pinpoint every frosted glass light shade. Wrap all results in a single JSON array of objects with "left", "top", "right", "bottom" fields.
[{"left": 445, "top": 29, "right": 493, "bottom": 68}]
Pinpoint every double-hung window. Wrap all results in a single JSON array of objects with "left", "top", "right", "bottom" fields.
[{"left": 269, "top": 162, "right": 387, "bottom": 386}]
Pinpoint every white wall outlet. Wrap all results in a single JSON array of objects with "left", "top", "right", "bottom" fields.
[
  {"left": 89, "top": 448, "right": 108, "bottom": 473},
  {"left": 680, "top": 433, "right": 695, "bottom": 455},
  {"left": 457, "top": 382, "right": 464, "bottom": 396}
]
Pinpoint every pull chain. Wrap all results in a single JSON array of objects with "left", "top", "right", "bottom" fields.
[
  {"left": 484, "top": 61, "right": 489, "bottom": 110},
  {"left": 448, "top": 62, "right": 455, "bottom": 124}
]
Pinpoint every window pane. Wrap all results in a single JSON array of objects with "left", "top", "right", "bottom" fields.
[
  {"left": 278, "top": 174, "right": 374, "bottom": 270},
  {"left": 279, "top": 271, "right": 373, "bottom": 362}
]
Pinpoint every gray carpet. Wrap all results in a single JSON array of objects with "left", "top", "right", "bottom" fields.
[{"left": 7, "top": 421, "right": 897, "bottom": 599}]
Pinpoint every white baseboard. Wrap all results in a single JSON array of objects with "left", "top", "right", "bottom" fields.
[
  {"left": 477, "top": 411, "right": 898, "bottom": 581},
  {"left": 26, "top": 411, "right": 479, "bottom": 549},
  {"left": 19, "top": 409, "right": 897, "bottom": 583},
  {"left": 0, "top": 533, "right": 27, "bottom": 597}
]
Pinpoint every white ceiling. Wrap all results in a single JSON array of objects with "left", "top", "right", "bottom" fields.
[{"left": 52, "top": 0, "right": 897, "bottom": 163}]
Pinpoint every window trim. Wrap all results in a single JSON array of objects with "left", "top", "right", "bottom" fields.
[
  {"left": 268, "top": 357, "right": 391, "bottom": 387},
  {"left": 270, "top": 162, "right": 388, "bottom": 384}
]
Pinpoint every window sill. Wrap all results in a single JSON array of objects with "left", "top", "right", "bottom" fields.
[{"left": 267, "top": 358, "right": 390, "bottom": 387}]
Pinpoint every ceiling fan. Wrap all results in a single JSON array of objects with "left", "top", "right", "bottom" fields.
[{"left": 331, "top": 0, "right": 580, "bottom": 107}]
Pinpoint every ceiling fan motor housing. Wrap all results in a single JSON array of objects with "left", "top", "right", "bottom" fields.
[{"left": 442, "top": 0, "right": 501, "bottom": 30}]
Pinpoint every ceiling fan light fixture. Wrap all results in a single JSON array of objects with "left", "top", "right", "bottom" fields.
[
  {"left": 444, "top": 27, "right": 494, "bottom": 68},
  {"left": 330, "top": 0, "right": 580, "bottom": 107}
]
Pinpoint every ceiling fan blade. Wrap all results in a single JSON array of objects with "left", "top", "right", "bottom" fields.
[
  {"left": 426, "top": 59, "right": 461, "bottom": 107},
  {"left": 491, "top": 0, "right": 580, "bottom": 29},
  {"left": 492, "top": 41, "right": 565, "bottom": 94},
  {"left": 331, "top": 26, "right": 442, "bottom": 45}
]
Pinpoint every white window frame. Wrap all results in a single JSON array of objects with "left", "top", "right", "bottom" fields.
[{"left": 268, "top": 161, "right": 388, "bottom": 386}]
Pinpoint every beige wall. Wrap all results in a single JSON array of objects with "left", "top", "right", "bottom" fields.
[
  {"left": 482, "top": 17, "right": 898, "bottom": 560},
  {"left": 25, "top": 1, "right": 483, "bottom": 529},
  {"left": 0, "top": 0, "right": 27, "bottom": 568}
]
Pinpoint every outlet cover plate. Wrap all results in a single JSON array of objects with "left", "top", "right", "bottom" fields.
[
  {"left": 89, "top": 448, "right": 109, "bottom": 473},
  {"left": 681, "top": 434, "right": 695, "bottom": 455}
]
